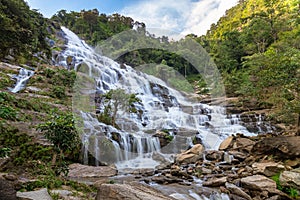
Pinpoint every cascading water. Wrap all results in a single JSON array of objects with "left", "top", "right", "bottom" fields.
[
  {"left": 58, "top": 27, "right": 259, "bottom": 171},
  {"left": 9, "top": 68, "right": 34, "bottom": 93}
]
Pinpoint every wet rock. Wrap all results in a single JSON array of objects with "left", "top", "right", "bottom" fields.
[
  {"left": 205, "top": 150, "right": 224, "bottom": 161},
  {"left": 175, "top": 144, "right": 204, "bottom": 164},
  {"left": 228, "top": 151, "right": 248, "bottom": 162},
  {"left": 252, "top": 162, "right": 285, "bottom": 177},
  {"left": 241, "top": 175, "right": 276, "bottom": 191},
  {"left": 202, "top": 176, "right": 227, "bottom": 187},
  {"left": 96, "top": 182, "right": 175, "bottom": 200},
  {"left": 279, "top": 168, "right": 300, "bottom": 190},
  {"left": 225, "top": 182, "right": 252, "bottom": 200},
  {"left": 0, "top": 175, "right": 17, "bottom": 200},
  {"left": 17, "top": 188, "right": 52, "bottom": 200},
  {"left": 219, "top": 136, "right": 234, "bottom": 150},
  {"left": 153, "top": 130, "right": 173, "bottom": 148}
]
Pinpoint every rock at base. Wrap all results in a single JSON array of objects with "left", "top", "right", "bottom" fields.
[
  {"left": 0, "top": 177, "right": 17, "bottom": 200},
  {"left": 279, "top": 169, "right": 300, "bottom": 190},
  {"left": 241, "top": 175, "right": 276, "bottom": 191},
  {"left": 202, "top": 177, "right": 227, "bottom": 187},
  {"left": 96, "top": 182, "right": 175, "bottom": 200},
  {"left": 219, "top": 136, "right": 233, "bottom": 151},
  {"left": 225, "top": 182, "right": 252, "bottom": 200},
  {"left": 17, "top": 188, "right": 52, "bottom": 200},
  {"left": 175, "top": 144, "right": 204, "bottom": 164},
  {"left": 252, "top": 162, "right": 285, "bottom": 177},
  {"left": 68, "top": 163, "right": 117, "bottom": 179}
]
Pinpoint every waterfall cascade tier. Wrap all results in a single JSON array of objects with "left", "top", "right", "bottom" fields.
[
  {"left": 9, "top": 68, "right": 34, "bottom": 93},
  {"left": 58, "top": 27, "right": 272, "bottom": 170}
]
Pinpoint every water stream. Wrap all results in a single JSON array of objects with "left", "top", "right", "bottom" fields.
[
  {"left": 57, "top": 27, "right": 260, "bottom": 171},
  {"left": 9, "top": 67, "right": 34, "bottom": 93}
]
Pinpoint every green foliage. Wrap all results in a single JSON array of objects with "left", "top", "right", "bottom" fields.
[
  {"left": 51, "top": 86, "right": 66, "bottom": 99},
  {"left": 0, "top": 0, "right": 51, "bottom": 62},
  {"left": 97, "top": 89, "right": 141, "bottom": 128},
  {"left": 51, "top": 9, "right": 137, "bottom": 46},
  {"left": 0, "top": 105, "right": 17, "bottom": 120},
  {"left": 271, "top": 173, "right": 283, "bottom": 191},
  {"left": 0, "top": 147, "right": 11, "bottom": 157},
  {"left": 165, "top": 135, "right": 174, "bottom": 142},
  {"left": 197, "top": 0, "right": 300, "bottom": 126},
  {"left": 271, "top": 172, "right": 299, "bottom": 198},
  {"left": 37, "top": 112, "right": 80, "bottom": 154}
]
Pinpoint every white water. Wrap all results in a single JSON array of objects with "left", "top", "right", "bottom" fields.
[
  {"left": 9, "top": 68, "right": 34, "bottom": 93},
  {"left": 58, "top": 27, "right": 256, "bottom": 170}
]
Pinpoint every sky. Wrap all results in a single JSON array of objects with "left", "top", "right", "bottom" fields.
[{"left": 26, "top": 0, "right": 238, "bottom": 37}]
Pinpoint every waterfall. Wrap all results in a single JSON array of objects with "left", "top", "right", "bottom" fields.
[
  {"left": 58, "top": 27, "right": 258, "bottom": 170},
  {"left": 9, "top": 68, "right": 34, "bottom": 93}
]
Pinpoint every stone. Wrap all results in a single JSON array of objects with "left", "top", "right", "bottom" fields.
[
  {"left": 202, "top": 176, "right": 227, "bottom": 187},
  {"left": 252, "top": 136, "right": 300, "bottom": 158},
  {"left": 241, "top": 175, "right": 276, "bottom": 191},
  {"left": 279, "top": 169, "right": 300, "bottom": 190},
  {"left": 228, "top": 151, "right": 248, "bottom": 161},
  {"left": 201, "top": 167, "right": 213, "bottom": 175},
  {"left": 3, "top": 174, "right": 17, "bottom": 181},
  {"left": 205, "top": 150, "right": 224, "bottom": 161},
  {"left": 0, "top": 176, "right": 17, "bottom": 200},
  {"left": 219, "top": 136, "right": 234, "bottom": 150},
  {"left": 235, "top": 137, "right": 255, "bottom": 153},
  {"left": 252, "top": 162, "right": 285, "bottom": 177},
  {"left": 68, "top": 163, "right": 117, "bottom": 180},
  {"left": 17, "top": 188, "right": 52, "bottom": 200},
  {"left": 50, "top": 190, "right": 72, "bottom": 198},
  {"left": 96, "top": 182, "right": 175, "bottom": 200},
  {"left": 175, "top": 144, "right": 204, "bottom": 164},
  {"left": 225, "top": 182, "right": 252, "bottom": 200}
]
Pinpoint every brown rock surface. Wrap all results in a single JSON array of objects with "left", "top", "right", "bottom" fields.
[
  {"left": 252, "top": 162, "right": 285, "bottom": 177},
  {"left": 175, "top": 144, "right": 204, "bottom": 164},
  {"left": 241, "top": 175, "right": 276, "bottom": 191},
  {"left": 68, "top": 163, "right": 117, "bottom": 183},
  {"left": 96, "top": 182, "right": 175, "bottom": 200}
]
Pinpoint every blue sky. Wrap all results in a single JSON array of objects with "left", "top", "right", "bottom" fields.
[{"left": 26, "top": 0, "right": 238, "bottom": 37}]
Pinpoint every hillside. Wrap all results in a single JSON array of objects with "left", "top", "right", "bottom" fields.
[{"left": 197, "top": 0, "right": 299, "bottom": 130}]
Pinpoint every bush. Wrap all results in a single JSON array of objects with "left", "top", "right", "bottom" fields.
[
  {"left": 0, "top": 105, "right": 17, "bottom": 120},
  {"left": 51, "top": 86, "right": 66, "bottom": 99}
]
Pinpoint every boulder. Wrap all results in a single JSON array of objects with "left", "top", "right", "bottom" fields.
[
  {"left": 96, "top": 182, "right": 175, "bottom": 200},
  {"left": 241, "top": 175, "right": 276, "bottom": 191},
  {"left": 68, "top": 163, "right": 117, "bottom": 183},
  {"left": 234, "top": 137, "right": 255, "bottom": 153},
  {"left": 252, "top": 162, "right": 285, "bottom": 177},
  {"left": 0, "top": 176, "right": 17, "bottom": 200},
  {"left": 252, "top": 136, "right": 300, "bottom": 158},
  {"left": 225, "top": 182, "right": 252, "bottom": 200},
  {"left": 219, "top": 136, "right": 234, "bottom": 150},
  {"left": 17, "top": 188, "right": 52, "bottom": 200},
  {"left": 175, "top": 144, "right": 204, "bottom": 164},
  {"left": 279, "top": 169, "right": 300, "bottom": 190},
  {"left": 202, "top": 176, "right": 227, "bottom": 187},
  {"left": 205, "top": 150, "right": 224, "bottom": 161}
]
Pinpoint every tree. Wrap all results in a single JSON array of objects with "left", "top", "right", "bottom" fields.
[
  {"left": 97, "top": 89, "right": 141, "bottom": 127},
  {"left": 0, "top": 0, "right": 50, "bottom": 61},
  {"left": 37, "top": 112, "right": 80, "bottom": 166}
]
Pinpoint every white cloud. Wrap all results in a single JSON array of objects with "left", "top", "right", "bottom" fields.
[{"left": 121, "top": 0, "right": 238, "bottom": 38}]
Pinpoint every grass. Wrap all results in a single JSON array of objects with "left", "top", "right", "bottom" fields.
[{"left": 271, "top": 173, "right": 299, "bottom": 199}]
